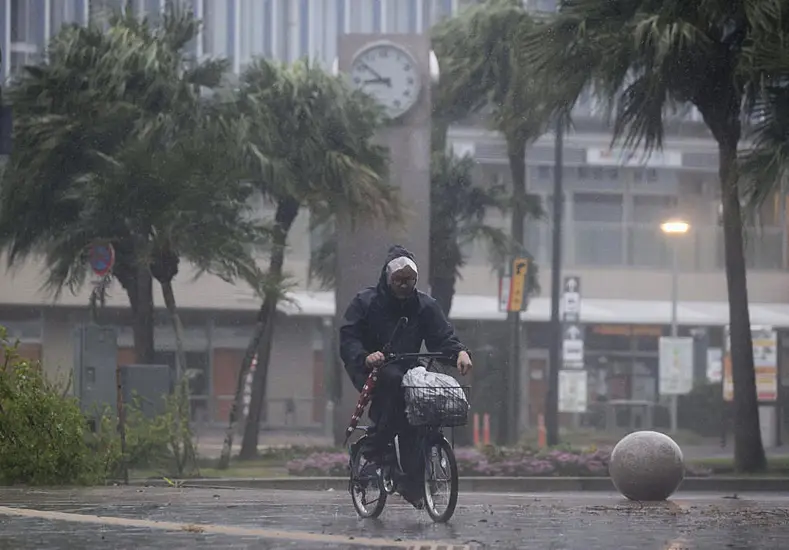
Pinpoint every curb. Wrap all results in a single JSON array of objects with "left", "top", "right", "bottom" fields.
[{"left": 118, "top": 476, "right": 789, "bottom": 493}]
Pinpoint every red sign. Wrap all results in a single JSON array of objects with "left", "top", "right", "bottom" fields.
[{"left": 88, "top": 243, "right": 115, "bottom": 277}]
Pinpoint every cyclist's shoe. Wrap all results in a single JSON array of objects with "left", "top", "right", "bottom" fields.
[
  {"left": 398, "top": 479, "right": 424, "bottom": 510},
  {"left": 357, "top": 462, "right": 380, "bottom": 487}
]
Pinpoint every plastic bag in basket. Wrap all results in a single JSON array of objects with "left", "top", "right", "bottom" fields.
[{"left": 401, "top": 366, "right": 469, "bottom": 426}]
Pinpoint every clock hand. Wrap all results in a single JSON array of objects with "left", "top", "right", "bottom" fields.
[
  {"left": 360, "top": 62, "right": 385, "bottom": 81},
  {"left": 363, "top": 77, "right": 392, "bottom": 86}
]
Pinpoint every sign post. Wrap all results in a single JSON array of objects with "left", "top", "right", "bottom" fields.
[
  {"left": 87, "top": 242, "right": 115, "bottom": 323},
  {"left": 498, "top": 257, "right": 530, "bottom": 443}
]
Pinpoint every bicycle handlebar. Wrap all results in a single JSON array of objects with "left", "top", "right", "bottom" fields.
[{"left": 381, "top": 351, "right": 454, "bottom": 365}]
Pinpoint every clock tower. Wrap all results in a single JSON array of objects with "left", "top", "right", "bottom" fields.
[{"left": 331, "top": 33, "right": 435, "bottom": 444}]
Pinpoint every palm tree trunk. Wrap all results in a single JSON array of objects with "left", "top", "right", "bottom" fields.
[
  {"left": 432, "top": 114, "right": 450, "bottom": 154},
  {"left": 228, "top": 197, "right": 300, "bottom": 462},
  {"left": 216, "top": 304, "right": 269, "bottom": 469},
  {"left": 238, "top": 294, "right": 278, "bottom": 459},
  {"left": 160, "top": 278, "right": 194, "bottom": 474},
  {"left": 160, "top": 280, "right": 188, "bottom": 382},
  {"left": 430, "top": 275, "right": 456, "bottom": 317},
  {"left": 132, "top": 263, "right": 155, "bottom": 364},
  {"left": 504, "top": 140, "right": 527, "bottom": 445},
  {"left": 718, "top": 138, "right": 767, "bottom": 473}
]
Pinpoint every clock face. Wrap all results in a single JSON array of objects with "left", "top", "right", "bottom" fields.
[{"left": 349, "top": 43, "right": 421, "bottom": 119}]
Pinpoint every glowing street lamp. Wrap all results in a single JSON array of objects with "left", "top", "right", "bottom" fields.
[{"left": 661, "top": 219, "right": 690, "bottom": 235}]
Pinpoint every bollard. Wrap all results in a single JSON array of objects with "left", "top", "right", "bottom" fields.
[
  {"left": 537, "top": 413, "right": 547, "bottom": 449},
  {"left": 324, "top": 400, "right": 334, "bottom": 439},
  {"left": 483, "top": 413, "right": 491, "bottom": 446}
]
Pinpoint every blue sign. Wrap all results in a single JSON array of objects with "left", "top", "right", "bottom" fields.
[{"left": 88, "top": 243, "right": 115, "bottom": 277}]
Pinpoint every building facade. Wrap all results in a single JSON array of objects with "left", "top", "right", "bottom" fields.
[{"left": 1, "top": 0, "right": 788, "bottom": 436}]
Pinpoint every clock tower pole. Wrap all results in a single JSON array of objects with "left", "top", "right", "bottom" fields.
[{"left": 331, "top": 33, "right": 436, "bottom": 445}]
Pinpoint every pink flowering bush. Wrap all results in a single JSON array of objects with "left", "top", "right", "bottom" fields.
[
  {"left": 286, "top": 452, "right": 350, "bottom": 476},
  {"left": 285, "top": 445, "right": 713, "bottom": 477}
]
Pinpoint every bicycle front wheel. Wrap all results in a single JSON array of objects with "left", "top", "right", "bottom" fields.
[
  {"left": 421, "top": 436, "right": 459, "bottom": 523},
  {"left": 350, "top": 439, "right": 387, "bottom": 519}
]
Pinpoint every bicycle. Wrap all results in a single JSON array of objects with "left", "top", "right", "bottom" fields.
[{"left": 346, "top": 351, "right": 471, "bottom": 523}]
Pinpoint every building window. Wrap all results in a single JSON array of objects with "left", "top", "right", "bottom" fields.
[
  {"left": 573, "top": 192, "right": 623, "bottom": 223},
  {"left": 631, "top": 195, "right": 678, "bottom": 223},
  {"left": 202, "top": 0, "right": 232, "bottom": 61},
  {"left": 627, "top": 195, "right": 677, "bottom": 267},
  {"left": 11, "top": 0, "right": 46, "bottom": 71},
  {"left": 572, "top": 192, "right": 623, "bottom": 266},
  {"left": 153, "top": 350, "right": 210, "bottom": 421}
]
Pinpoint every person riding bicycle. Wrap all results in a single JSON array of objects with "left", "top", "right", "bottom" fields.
[{"left": 339, "top": 244, "right": 473, "bottom": 509}]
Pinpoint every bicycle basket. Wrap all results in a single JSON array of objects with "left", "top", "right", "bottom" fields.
[{"left": 404, "top": 385, "right": 471, "bottom": 427}]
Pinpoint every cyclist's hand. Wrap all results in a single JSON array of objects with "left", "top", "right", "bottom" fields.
[
  {"left": 365, "top": 351, "right": 385, "bottom": 370},
  {"left": 457, "top": 351, "right": 473, "bottom": 376}
]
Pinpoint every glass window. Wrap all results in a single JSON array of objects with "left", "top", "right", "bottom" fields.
[
  {"left": 337, "top": 0, "right": 346, "bottom": 33},
  {"left": 573, "top": 193, "right": 623, "bottom": 223},
  {"left": 572, "top": 193, "right": 623, "bottom": 265},
  {"left": 407, "top": 0, "right": 417, "bottom": 32},
  {"left": 632, "top": 195, "right": 678, "bottom": 224},
  {"left": 12, "top": 0, "right": 46, "bottom": 45},
  {"left": 49, "top": 0, "right": 85, "bottom": 35},
  {"left": 585, "top": 325, "right": 632, "bottom": 352},
  {"left": 143, "top": 0, "right": 162, "bottom": 23},
  {"left": 153, "top": 350, "right": 210, "bottom": 396},
  {"left": 202, "top": 0, "right": 231, "bottom": 60},
  {"left": 372, "top": 0, "right": 381, "bottom": 32}
]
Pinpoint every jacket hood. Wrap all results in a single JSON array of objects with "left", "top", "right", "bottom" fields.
[{"left": 377, "top": 244, "right": 417, "bottom": 296}]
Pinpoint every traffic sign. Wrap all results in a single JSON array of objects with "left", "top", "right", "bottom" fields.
[
  {"left": 498, "top": 257, "right": 530, "bottom": 312},
  {"left": 562, "top": 322, "right": 584, "bottom": 368},
  {"left": 659, "top": 337, "right": 693, "bottom": 395},
  {"left": 559, "top": 369, "right": 588, "bottom": 413},
  {"left": 88, "top": 242, "right": 115, "bottom": 277},
  {"left": 562, "top": 275, "right": 581, "bottom": 321}
]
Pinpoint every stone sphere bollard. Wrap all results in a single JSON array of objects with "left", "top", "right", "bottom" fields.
[{"left": 609, "top": 430, "right": 685, "bottom": 501}]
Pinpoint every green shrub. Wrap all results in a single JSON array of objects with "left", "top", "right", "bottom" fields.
[
  {"left": 0, "top": 324, "right": 198, "bottom": 485},
  {"left": 0, "top": 327, "right": 104, "bottom": 485},
  {"left": 87, "top": 378, "right": 198, "bottom": 479}
]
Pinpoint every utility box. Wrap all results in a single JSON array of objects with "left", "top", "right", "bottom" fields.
[
  {"left": 119, "top": 364, "right": 172, "bottom": 418},
  {"left": 73, "top": 324, "right": 118, "bottom": 428}
]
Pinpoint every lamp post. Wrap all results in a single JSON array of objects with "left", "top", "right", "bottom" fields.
[{"left": 660, "top": 218, "right": 690, "bottom": 433}]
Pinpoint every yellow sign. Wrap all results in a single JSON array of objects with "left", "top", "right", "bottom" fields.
[
  {"left": 507, "top": 258, "right": 529, "bottom": 312},
  {"left": 723, "top": 325, "right": 777, "bottom": 402}
]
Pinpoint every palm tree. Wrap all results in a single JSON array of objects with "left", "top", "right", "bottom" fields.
[
  {"left": 0, "top": 5, "right": 263, "bottom": 366},
  {"left": 519, "top": 0, "right": 785, "bottom": 472},
  {"left": 432, "top": 0, "right": 548, "bottom": 443},
  {"left": 216, "top": 58, "right": 403, "bottom": 465},
  {"left": 308, "top": 151, "right": 513, "bottom": 317},
  {"left": 429, "top": 152, "right": 514, "bottom": 316}
]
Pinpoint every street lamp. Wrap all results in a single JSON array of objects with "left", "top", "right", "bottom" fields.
[{"left": 661, "top": 218, "right": 690, "bottom": 433}]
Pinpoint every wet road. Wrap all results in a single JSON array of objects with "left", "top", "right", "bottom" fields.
[{"left": 1, "top": 487, "right": 788, "bottom": 549}]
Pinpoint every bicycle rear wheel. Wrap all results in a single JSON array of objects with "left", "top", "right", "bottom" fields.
[
  {"left": 349, "top": 438, "right": 387, "bottom": 519},
  {"left": 421, "top": 436, "right": 459, "bottom": 523}
]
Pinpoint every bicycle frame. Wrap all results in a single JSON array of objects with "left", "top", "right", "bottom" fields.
[{"left": 349, "top": 351, "right": 465, "bottom": 489}]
